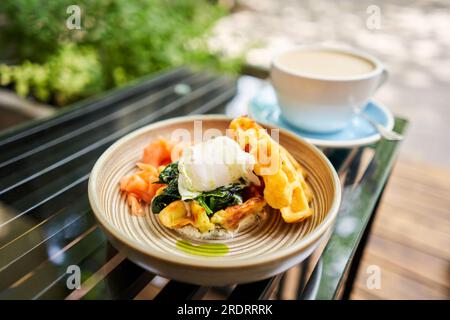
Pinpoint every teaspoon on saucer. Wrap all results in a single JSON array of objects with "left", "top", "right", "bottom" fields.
[{"left": 356, "top": 111, "right": 403, "bottom": 141}]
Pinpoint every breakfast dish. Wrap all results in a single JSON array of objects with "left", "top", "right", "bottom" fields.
[
  {"left": 88, "top": 115, "right": 340, "bottom": 285},
  {"left": 119, "top": 116, "right": 313, "bottom": 239}
]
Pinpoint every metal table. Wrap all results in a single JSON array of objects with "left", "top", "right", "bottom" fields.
[{"left": 0, "top": 68, "right": 407, "bottom": 300}]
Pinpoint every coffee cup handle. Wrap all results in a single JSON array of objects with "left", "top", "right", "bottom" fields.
[
  {"left": 354, "top": 68, "right": 388, "bottom": 114},
  {"left": 376, "top": 68, "right": 389, "bottom": 90}
]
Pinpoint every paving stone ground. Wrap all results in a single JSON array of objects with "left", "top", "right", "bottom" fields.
[{"left": 209, "top": 0, "right": 450, "bottom": 168}]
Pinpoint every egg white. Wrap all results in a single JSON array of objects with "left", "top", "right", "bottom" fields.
[{"left": 177, "top": 136, "right": 258, "bottom": 199}]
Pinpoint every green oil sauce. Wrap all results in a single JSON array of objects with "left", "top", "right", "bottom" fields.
[{"left": 176, "top": 240, "right": 229, "bottom": 257}]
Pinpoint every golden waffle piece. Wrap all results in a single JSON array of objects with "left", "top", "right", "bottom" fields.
[{"left": 229, "top": 117, "right": 313, "bottom": 223}]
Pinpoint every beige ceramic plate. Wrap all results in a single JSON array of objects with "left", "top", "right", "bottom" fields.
[{"left": 88, "top": 115, "right": 341, "bottom": 286}]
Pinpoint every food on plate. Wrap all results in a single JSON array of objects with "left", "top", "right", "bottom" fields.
[
  {"left": 229, "top": 117, "right": 313, "bottom": 223},
  {"left": 119, "top": 116, "right": 313, "bottom": 238}
]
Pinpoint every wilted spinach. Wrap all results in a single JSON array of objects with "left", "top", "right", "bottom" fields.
[
  {"left": 151, "top": 163, "right": 246, "bottom": 215},
  {"left": 151, "top": 163, "right": 181, "bottom": 214},
  {"left": 195, "top": 182, "right": 245, "bottom": 215},
  {"left": 155, "top": 162, "right": 179, "bottom": 184}
]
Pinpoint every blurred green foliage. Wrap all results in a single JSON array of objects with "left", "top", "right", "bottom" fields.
[{"left": 0, "top": 0, "right": 241, "bottom": 106}]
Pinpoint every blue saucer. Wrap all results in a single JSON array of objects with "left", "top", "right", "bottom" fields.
[{"left": 249, "top": 85, "right": 394, "bottom": 148}]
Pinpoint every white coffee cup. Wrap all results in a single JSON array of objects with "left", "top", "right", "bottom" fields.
[{"left": 271, "top": 45, "right": 388, "bottom": 133}]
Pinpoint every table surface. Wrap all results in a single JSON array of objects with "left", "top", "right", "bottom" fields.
[{"left": 0, "top": 68, "right": 407, "bottom": 300}]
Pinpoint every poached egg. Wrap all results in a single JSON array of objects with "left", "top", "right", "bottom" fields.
[{"left": 178, "top": 136, "right": 258, "bottom": 199}]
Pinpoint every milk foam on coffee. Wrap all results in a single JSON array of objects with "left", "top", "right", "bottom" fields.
[{"left": 278, "top": 50, "right": 375, "bottom": 77}]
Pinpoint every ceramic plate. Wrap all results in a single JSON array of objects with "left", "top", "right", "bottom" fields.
[
  {"left": 249, "top": 85, "right": 395, "bottom": 148},
  {"left": 88, "top": 115, "right": 341, "bottom": 285}
]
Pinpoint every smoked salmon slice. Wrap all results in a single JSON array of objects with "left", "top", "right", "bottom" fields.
[{"left": 120, "top": 138, "right": 173, "bottom": 216}]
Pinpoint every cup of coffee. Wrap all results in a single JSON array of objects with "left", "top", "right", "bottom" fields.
[{"left": 270, "top": 45, "right": 388, "bottom": 133}]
